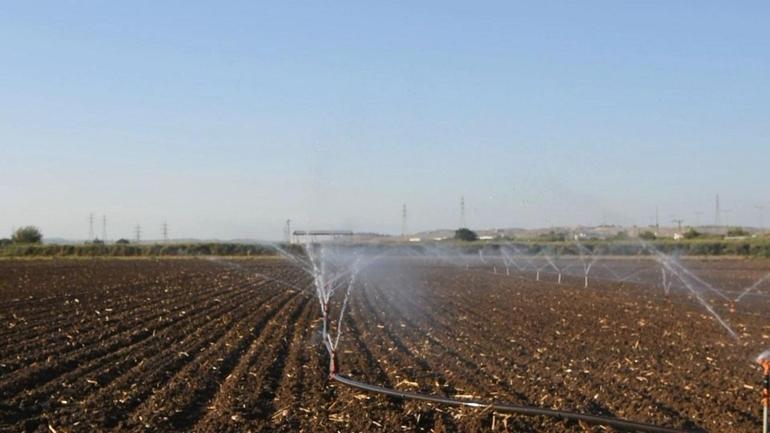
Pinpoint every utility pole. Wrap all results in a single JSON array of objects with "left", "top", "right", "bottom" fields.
[
  {"left": 161, "top": 221, "right": 169, "bottom": 243},
  {"left": 284, "top": 219, "right": 292, "bottom": 243},
  {"left": 460, "top": 196, "right": 466, "bottom": 228},
  {"left": 756, "top": 206, "right": 765, "bottom": 230},
  {"left": 655, "top": 206, "right": 659, "bottom": 233},
  {"left": 401, "top": 204, "right": 407, "bottom": 237},
  {"left": 101, "top": 215, "right": 107, "bottom": 242},
  {"left": 134, "top": 224, "right": 142, "bottom": 243},
  {"left": 88, "top": 213, "right": 94, "bottom": 241}
]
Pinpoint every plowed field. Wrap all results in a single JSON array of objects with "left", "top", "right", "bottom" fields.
[{"left": 1, "top": 258, "right": 768, "bottom": 432}]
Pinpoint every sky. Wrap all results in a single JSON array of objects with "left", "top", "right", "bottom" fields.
[{"left": 1, "top": 2, "right": 769, "bottom": 240}]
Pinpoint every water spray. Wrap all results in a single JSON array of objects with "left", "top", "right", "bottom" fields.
[
  {"left": 265, "top": 241, "right": 735, "bottom": 432},
  {"left": 542, "top": 253, "right": 562, "bottom": 284},
  {"left": 660, "top": 268, "right": 668, "bottom": 295},
  {"left": 735, "top": 272, "right": 770, "bottom": 303},
  {"left": 575, "top": 242, "right": 598, "bottom": 289},
  {"left": 642, "top": 243, "right": 739, "bottom": 341}
]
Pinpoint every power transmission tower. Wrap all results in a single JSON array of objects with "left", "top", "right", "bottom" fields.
[
  {"left": 88, "top": 213, "right": 94, "bottom": 241},
  {"left": 161, "top": 221, "right": 169, "bottom": 243},
  {"left": 101, "top": 215, "right": 107, "bottom": 242},
  {"left": 134, "top": 224, "right": 142, "bottom": 243},
  {"left": 715, "top": 194, "right": 721, "bottom": 226},
  {"left": 401, "top": 204, "right": 407, "bottom": 237},
  {"left": 460, "top": 196, "right": 466, "bottom": 228}
]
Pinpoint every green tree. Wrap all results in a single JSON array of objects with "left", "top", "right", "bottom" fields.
[
  {"left": 536, "top": 231, "right": 566, "bottom": 242},
  {"left": 12, "top": 226, "right": 43, "bottom": 244},
  {"left": 683, "top": 228, "right": 701, "bottom": 239},
  {"left": 638, "top": 231, "right": 657, "bottom": 241},
  {"left": 115, "top": 238, "right": 130, "bottom": 244},
  {"left": 727, "top": 227, "right": 750, "bottom": 237},
  {"left": 611, "top": 231, "right": 629, "bottom": 241},
  {"left": 454, "top": 228, "right": 478, "bottom": 241}
]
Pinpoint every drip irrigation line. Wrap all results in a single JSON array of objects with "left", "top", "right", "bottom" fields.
[{"left": 331, "top": 373, "right": 693, "bottom": 433}]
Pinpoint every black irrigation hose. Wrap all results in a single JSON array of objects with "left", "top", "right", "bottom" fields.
[{"left": 331, "top": 373, "right": 694, "bottom": 433}]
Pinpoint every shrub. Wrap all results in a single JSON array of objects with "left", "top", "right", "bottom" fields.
[
  {"left": 683, "top": 228, "right": 701, "bottom": 239},
  {"left": 454, "top": 228, "right": 478, "bottom": 242},
  {"left": 536, "top": 231, "right": 566, "bottom": 242},
  {"left": 727, "top": 227, "right": 750, "bottom": 237},
  {"left": 611, "top": 231, "right": 629, "bottom": 240},
  {"left": 638, "top": 231, "right": 657, "bottom": 241},
  {"left": 12, "top": 226, "right": 43, "bottom": 244}
]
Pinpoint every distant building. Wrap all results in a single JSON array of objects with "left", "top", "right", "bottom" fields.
[{"left": 292, "top": 230, "right": 354, "bottom": 243}]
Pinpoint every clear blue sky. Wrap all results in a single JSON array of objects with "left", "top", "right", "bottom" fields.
[{"left": 1, "top": 2, "right": 768, "bottom": 240}]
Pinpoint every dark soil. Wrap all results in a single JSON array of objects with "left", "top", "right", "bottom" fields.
[{"left": 1, "top": 257, "right": 768, "bottom": 432}]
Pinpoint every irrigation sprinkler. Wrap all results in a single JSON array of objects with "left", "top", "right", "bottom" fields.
[
  {"left": 645, "top": 244, "right": 739, "bottom": 341},
  {"left": 542, "top": 253, "right": 562, "bottom": 284},
  {"left": 575, "top": 242, "right": 598, "bottom": 288},
  {"left": 499, "top": 246, "right": 520, "bottom": 276},
  {"left": 758, "top": 351, "right": 770, "bottom": 433},
  {"left": 262, "top": 243, "right": 708, "bottom": 433},
  {"left": 532, "top": 251, "right": 555, "bottom": 282}
]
